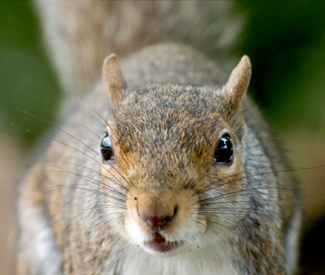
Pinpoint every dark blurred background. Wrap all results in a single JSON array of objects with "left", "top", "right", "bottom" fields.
[{"left": 0, "top": 1, "right": 324, "bottom": 274}]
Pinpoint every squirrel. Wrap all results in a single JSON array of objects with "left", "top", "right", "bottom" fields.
[{"left": 17, "top": 1, "right": 303, "bottom": 274}]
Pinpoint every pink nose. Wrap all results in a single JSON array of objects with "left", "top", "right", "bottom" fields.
[
  {"left": 139, "top": 207, "right": 178, "bottom": 230},
  {"left": 134, "top": 192, "right": 179, "bottom": 231}
]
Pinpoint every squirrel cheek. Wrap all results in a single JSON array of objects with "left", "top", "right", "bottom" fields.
[
  {"left": 124, "top": 195, "right": 150, "bottom": 243},
  {"left": 198, "top": 215, "right": 208, "bottom": 234}
]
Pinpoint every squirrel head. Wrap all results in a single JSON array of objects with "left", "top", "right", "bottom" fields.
[{"left": 101, "top": 54, "right": 252, "bottom": 255}]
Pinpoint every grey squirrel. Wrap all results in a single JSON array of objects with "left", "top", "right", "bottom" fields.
[{"left": 17, "top": 1, "right": 302, "bottom": 274}]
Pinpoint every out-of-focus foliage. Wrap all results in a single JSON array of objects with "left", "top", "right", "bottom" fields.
[
  {"left": 238, "top": 1, "right": 325, "bottom": 131},
  {"left": 0, "top": 1, "right": 62, "bottom": 147}
]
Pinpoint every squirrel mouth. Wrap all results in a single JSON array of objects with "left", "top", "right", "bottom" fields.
[{"left": 144, "top": 232, "right": 182, "bottom": 253}]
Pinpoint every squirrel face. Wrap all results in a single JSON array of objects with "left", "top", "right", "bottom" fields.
[{"left": 99, "top": 55, "right": 252, "bottom": 255}]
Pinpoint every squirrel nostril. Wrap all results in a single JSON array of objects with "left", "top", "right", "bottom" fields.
[
  {"left": 139, "top": 205, "right": 178, "bottom": 230},
  {"left": 142, "top": 215, "right": 173, "bottom": 230},
  {"left": 174, "top": 205, "right": 178, "bottom": 216}
]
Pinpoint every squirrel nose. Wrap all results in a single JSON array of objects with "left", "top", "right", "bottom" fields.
[
  {"left": 137, "top": 201, "right": 178, "bottom": 230},
  {"left": 139, "top": 206, "right": 178, "bottom": 230}
]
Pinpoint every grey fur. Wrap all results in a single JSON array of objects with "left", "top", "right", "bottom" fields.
[
  {"left": 17, "top": 2, "right": 302, "bottom": 274},
  {"left": 18, "top": 44, "right": 302, "bottom": 274}
]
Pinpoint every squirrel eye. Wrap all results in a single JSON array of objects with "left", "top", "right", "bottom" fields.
[
  {"left": 214, "top": 134, "right": 233, "bottom": 164},
  {"left": 100, "top": 133, "right": 114, "bottom": 161}
]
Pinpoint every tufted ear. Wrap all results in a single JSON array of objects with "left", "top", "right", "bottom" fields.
[
  {"left": 102, "top": 54, "right": 127, "bottom": 114},
  {"left": 224, "top": 55, "right": 251, "bottom": 112}
]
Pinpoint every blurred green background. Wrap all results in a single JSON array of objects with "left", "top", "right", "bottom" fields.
[
  {"left": 0, "top": 1, "right": 325, "bottom": 274},
  {"left": 239, "top": 1, "right": 325, "bottom": 131},
  {"left": 1, "top": 1, "right": 325, "bottom": 146},
  {"left": 0, "top": 1, "right": 61, "bottom": 146}
]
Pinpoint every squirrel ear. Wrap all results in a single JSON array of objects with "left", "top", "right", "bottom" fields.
[
  {"left": 224, "top": 55, "right": 251, "bottom": 111},
  {"left": 102, "top": 54, "right": 127, "bottom": 112},
  {"left": 222, "top": 55, "right": 251, "bottom": 138}
]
